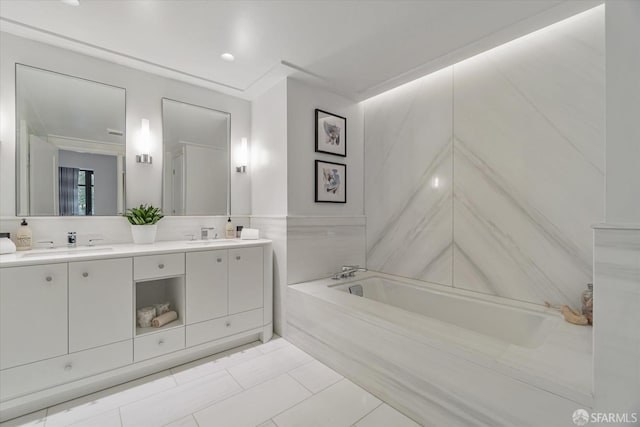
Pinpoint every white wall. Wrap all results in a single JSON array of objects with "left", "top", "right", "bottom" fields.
[
  {"left": 605, "top": 0, "right": 640, "bottom": 225},
  {"left": 0, "top": 32, "right": 251, "bottom": 217},
  {"left": 286, "top": 78, "right": 364, "bottom": 216},
  {"left": 250, "top": 80, "right": 287, "bottom": 216}
]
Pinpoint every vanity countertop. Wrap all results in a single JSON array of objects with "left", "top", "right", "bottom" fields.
[{"left": 0, "top": 239, "right": 272, "bottom": 268}]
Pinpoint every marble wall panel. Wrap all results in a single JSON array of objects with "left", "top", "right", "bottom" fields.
[
  {"left": 593, "top": 227, "right": 640, "bottom": 413},
  {"left": 364, "top": 68, "right": 453, "bottom": 286},
  {"left": 452, "top": 7, "right": 604, "bottom": 305}
]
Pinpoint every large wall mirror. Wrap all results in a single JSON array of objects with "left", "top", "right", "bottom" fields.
[
  {"left": 162, "top": 98, "right": 230, "bottom": 216},
  {"left": 15, "top": 64, "right": 126, "bottom": 216}
]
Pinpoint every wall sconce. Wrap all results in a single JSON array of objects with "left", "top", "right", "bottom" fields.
[
  {"left": 236, "top": 137, "right": 248, "bottom": 173},
  {"left": 136, "top": 118, "right": 152, "bottom": 164}
]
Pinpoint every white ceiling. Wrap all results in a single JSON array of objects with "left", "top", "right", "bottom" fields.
[{"left": 0, "top": 0, "right": 601, "bottom": 101}]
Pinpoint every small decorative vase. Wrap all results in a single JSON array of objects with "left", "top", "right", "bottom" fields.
[{"left": 131, "top": 224, "right": 158, "bottom": 244}]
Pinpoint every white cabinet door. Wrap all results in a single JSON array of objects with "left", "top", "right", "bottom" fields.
[
  {"left": 228, "top": 247, "right": 263, "bottom": 314},
  {"left": 186, "top": 249, "right": 227, "bottom": 324},
  {"left": 0, "top": 264, "right": 68, "bottom": 369},
  {"left": 69, "top": 258, "right": 133, "bottom": 353}
]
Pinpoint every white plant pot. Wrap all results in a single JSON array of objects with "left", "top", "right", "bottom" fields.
[{"left": 130, "top": 224, "right": 158, "bottom": 244}]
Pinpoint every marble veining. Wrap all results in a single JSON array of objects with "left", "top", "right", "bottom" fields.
[
  {"left": 452, "top": 6, "right": 604, "bottom": 306},
  {"left": 363, "top": 7, "right": 604, "bottom": 307},
  {"left": 364, "top": 67, "right": 453, "bottom": 287}
]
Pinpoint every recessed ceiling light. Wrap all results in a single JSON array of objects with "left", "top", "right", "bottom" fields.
[
  {"left": 61, "top": 0, "right": 80, "bottom": 5},
  {"left": 221, "top": 53, "right": 235, "bottom": 62}
]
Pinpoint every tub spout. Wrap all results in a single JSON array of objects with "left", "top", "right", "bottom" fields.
[{"left": 332, "top": 265, "right": 367, "bottom": 280}]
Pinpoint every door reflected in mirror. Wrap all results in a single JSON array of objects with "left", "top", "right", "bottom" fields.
[
  {"left": 162, "top": 98, "right": 230, "bottom": 216},
  {"left": 15, "top": 64, "right": 126, "bottom": 216}
]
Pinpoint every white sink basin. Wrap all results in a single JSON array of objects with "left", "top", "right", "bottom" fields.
[
  {"left": 20, "top": 247, "right": 114, "bottom": 257},
  {"left": 184, "top": 239, "right": 237, "bottom": 245}
]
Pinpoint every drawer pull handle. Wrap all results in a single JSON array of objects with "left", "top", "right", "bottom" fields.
[
  {"left": 225, "top": 321, "right": 231, "bottom": 327},
  {"left": 217, "top": 258, "right": 222, "bottom": 262},
  {"left": 82, "top": 272, "right": 89, "bottom": 278},
  {"left": 158, "top": 339, "right": 165, "bottom": 345},
  {"left": 45, "top": 276, "right": 52, "bottom": 282},
  {"left": 236, "top": 256, "right": 241, "bottom": 260},
  {"left": 158, "top": 264, "right": 165, "bottom": 269},
  {"left": 64, "top": 363, "right": 73, "bottom": 371}
]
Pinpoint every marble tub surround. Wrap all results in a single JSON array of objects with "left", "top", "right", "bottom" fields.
[
  {"left": 0, "top": 216, "right": 250, "bottom": 249},
  {"left": 363, "top": 6, "right": 604, "bottom": 308},
  {"left": 288, "top": 273, "right": 592, "bottom": 426},
  {"left": 593, "top": 227, "right": 640, "bottom": 414},
  {"left": 364, "top": 67, "right": 453, "bottom": 286}
]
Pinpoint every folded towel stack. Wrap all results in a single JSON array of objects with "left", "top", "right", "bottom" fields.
[{"left": 151, "top": 310, "right": 178, "bottom": 327}]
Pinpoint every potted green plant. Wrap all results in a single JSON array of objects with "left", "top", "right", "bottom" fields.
[{"left": 124, "top": 204, "right": 164, "bottom": 244}]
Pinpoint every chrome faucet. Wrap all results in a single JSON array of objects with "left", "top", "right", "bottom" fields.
[
  {"left": 332, "top": 265, "right": 367, "bottom": 280},
  {"left": 67, "top": 232, "right": 77, "bottom": 248},
  {"left": 200, "top": 227, "right": 216, "bottom": 240}
]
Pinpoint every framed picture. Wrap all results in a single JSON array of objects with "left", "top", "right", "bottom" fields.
[
  {"left": 315, "top": 160, "right": 346, "bottom": 203},
  {"left": 315, "top": 109, "right": 346, "bottom": 157}
]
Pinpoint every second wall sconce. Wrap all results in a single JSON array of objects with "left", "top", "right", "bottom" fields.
[
  {"left": 236, "top": 137, "right": 248, "bottom": 173},
  {"left": 136, "top": 118, "right": 152, "bottom": 164}
]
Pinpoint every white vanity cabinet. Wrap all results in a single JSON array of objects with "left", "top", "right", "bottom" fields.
[
  {"left": 0, "top": 240, "right": 272, "bottom": 422},
  {"left": 0, "top": 264, "right": 68, "bottom": 370},
  {"left": 69, "top": 258, "right": 133, "bottom": 353}
]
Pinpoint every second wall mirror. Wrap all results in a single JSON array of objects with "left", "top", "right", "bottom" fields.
[{"left": 162, "top": 98, "right": 230, "bottom": 216}]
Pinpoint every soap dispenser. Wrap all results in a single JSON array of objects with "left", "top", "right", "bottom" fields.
[
  {"left": 16, "top": 219, "right": 32, "bottom": 251},
  {"left": 225, "top": 217, "right": 235, "bottom": 239}
]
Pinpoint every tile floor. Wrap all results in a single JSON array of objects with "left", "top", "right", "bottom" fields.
[{"left": 1, "top": 337, "right": 421, "bottom": 427}]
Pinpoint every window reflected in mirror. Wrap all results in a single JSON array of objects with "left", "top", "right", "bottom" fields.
[
  {"left": 15, "top": 64, "right": 126, "bottom": 216},
  {"left": 162, "top": 98, "right": 230, "bottom": 216}
]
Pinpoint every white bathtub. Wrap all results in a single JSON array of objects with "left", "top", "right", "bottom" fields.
[
  {"left": 288, "top": 271, "right": 593, "bottom": 427},
  {"left": 331, "top": 276, "right": 557, "bottom": 348}
]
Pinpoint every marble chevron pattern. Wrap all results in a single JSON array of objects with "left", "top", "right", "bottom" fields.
[
  {"left": 452, "top": 6, "right": 604, "bottom": 305},
  {"left": 364, "top": 67, "right": 454, "bottom": 286}
]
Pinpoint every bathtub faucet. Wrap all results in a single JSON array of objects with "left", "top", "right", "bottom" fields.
[{"left": 332, "top": 265, "right": 367, "bottom": 280}]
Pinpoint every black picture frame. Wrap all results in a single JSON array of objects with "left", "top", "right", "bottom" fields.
[
  {"left": 315, "top": 109, "right": 347, "bottom": 157},
  {"left": 315, "top": 160, "right": 347, "bottom": 203}
]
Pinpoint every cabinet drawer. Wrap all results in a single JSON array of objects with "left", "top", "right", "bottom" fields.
[
  {"left": 134, "top": 327, "right": 185, "bottom": 362},
  {"left": 186, "top": 308, "right": 263, "bottom": 347},
  {"left": 134, "top": 253, "right": 184, "bottom": 281},
  {"left": 0, "top": 340, "right": 132, "bottom": 401}
]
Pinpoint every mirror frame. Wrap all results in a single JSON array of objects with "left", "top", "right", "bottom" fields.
[
  {"left": 161, "top": 97, "right": 231, "bottom": 217},
  {"left": 15, "top": 63, "right": 127, "bottom": 217}
]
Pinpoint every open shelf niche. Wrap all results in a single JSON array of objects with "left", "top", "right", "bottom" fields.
[{"left": 134, "top": 276, "right": 185, "bottom": 336}]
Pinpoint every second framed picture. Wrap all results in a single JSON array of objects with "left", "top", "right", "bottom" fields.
[
  {"left": 315, "top": 160, "right": 346, "bottom": 203},
  {"left": 315, "top": 109, "right": 346, "bottom": 157}
]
